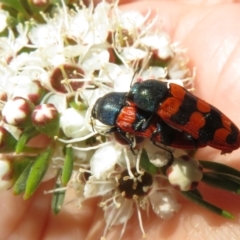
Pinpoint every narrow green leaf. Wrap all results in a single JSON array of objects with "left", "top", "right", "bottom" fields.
[
  {"left": 61, "top": 145, "right": 74, "bottom": 186},
  {"left": 24, "top": 148, "right": 53, "bottom": 199},
  {"left": 206, "top": 172, "right": 240, "bottom": 185},
  {"left": 15, "top": 126, "right": 39, "bottom": 154},
  {"left": 189, "top": 188, "right": 203, "bottom": 199},
  {"left": 140, "top": 148, "right": 158, "bottom": 174},
  {"left": 51, "top": 170, "right": 66, "bottom": 215},
  {"left": 12, "top": 157, "right": 34, "bottom": 182},
  {"left": 200, "top": 160, "right": 240, "bottom": 178},
  {"left": 13, "top": 161, "right": 33, "bottom": 195},
  {"left": 202, "top": 172, "right": 240, "bottom": 195},
  {"left": 181, "top": 191, "right": 234, "bottom": 219}
]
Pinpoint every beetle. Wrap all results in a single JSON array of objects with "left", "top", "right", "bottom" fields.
[
  {"left": 126, "top": 79, "right": 240, "bottom": 154},
  {"left": 91, "top": 92, "right": 206, "bottom": 151}
]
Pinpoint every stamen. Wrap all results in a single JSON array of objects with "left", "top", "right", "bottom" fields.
[
  {"left": 79, "top": 168, "right": 91, "bottom": 174},
  {"left": 60, "top": 0, "right": 69, "bottom": 29},
  {"left": 123, "top": 148, "right": 134, "bottom": 179},
  {"left": 136, "top": 202, "right": 146, "bottom": 238},
  {"left": 44, "top": 187, "right": 67, "bottom": 194},
  {"left": 71, "top": 142, "right": 110, "bottom": 151},
  {"left": 112, "top": 42, "right": 132, "bottom": 71},
  {"left": 113, "top": 194, "right": 121, "bottom": 208},
  {"left": 55, "top": 132, "right": 97, "bottom": 143},
  {"left": 136, "top": 149, "right": 144, "bottom": 175},
  {"left": 119, "top": 220, "right": 127, "bottom": 240},
  {"left": 140, "top": 10, "right": 158, "bottom": 37},
  {"left": 139, "top": 51, "right": 153, "bottom": 76}
]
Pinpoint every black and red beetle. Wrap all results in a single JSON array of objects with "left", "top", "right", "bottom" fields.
[
  {"left": 126, "top": 79, "right": 240, "bottom": 154},
  {"left": 91, "top": 92, "right": 205, "bottom": 151}
]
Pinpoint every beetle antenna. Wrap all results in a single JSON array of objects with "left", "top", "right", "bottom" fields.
[{"left": 130, "top": 67, "right": 140, "bottom": 87}]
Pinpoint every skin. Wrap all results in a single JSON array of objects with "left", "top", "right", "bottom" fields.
[{"left": 2, "top": 0, "right": 240, "bottom": 239}]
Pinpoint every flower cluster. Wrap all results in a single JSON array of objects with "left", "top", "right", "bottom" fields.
[{"left": 0, "top": 1, "right": 239, "bottom": 239}]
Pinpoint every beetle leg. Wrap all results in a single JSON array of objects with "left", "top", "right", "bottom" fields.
[
  {"left": 149, "top": 122, "right": 173, "bottom": 163},
  {"left": 105, "top": 127, "right": 118, "bottom": 134},
  {"left": 107, "top": 127, "right": 137, "bottom": 155},
  {"left": 139, "top": 114, "right": 153, "bottom": 130},
  {"left": 116, "top": 129, "right": 137, "bottom": 155}
]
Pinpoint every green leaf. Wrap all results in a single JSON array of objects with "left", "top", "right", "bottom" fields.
[
  {"left": 52, "top": 170, "right": 66, "bottom": 215},
  {"left": 0, "top": 127, "right": 18, "bottom": 153},
  {"left": 206, "top": 171, "right": 240, "bottom": 185},
  {"left": 15, "top": 126, "right": 39, "bottom": 154},
  {"left": 61, "top": 145, "right": 74, "bottom": 186},
  {"left": 181, "top": 190, "right": 234, "bottom": 219},
  {"left": 24, "top": 148, "right": 53, "bottom": 199},
  {"left": 6, "top": 16, "right": 19, "bottom": 28},
  {"left": 202, "top": 172, "right": 240, "bottom": 195},
  {"left": 140, "top": 148, "right": 158, "bottom": 174},
  {"left": 0, "top": 0, "right": 30, "bottom": 19},
  {"left": 200, "top": 160, "right": 240, "bottom": 178},
  {"left": 11, "top": 157, "right": 33, "bottom": 181},
  {"left": 13, "top": 160, "right": 33, "bottom": 195},
  {"left": 189, "top": 188, "right": 203, "bottom": 199}
]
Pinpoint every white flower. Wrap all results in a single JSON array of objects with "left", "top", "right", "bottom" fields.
[
  {"left": 0, "top": 24, "right": 28, "bottom": 62},
  {"left": 81, "top": 48, "right": 110, "bottom": 73},
  {"left": 98, "top": 63, "right": 133, "bottom": 92},
  {"left": 60, "top": 108, "right": 90, "bottom": 138},
  {"left": 140, "top": 32, "right": 170, "bottom": 49},
  {"left": 67, "top": 1, "right": 110, "bottom": 45},
  {"left": 167, "top": 156, "right": 203, "bottom": 191},
  {"left": 168, "top": 54, "right": 192, "bottom": 80},
  {"left": 141, "top": 66, "right": 167, "bottom": 80},
  {"left": 28, "top": 23, "right": 61, "bottom": 48},
  {"left": 149, "top": 191, "right": 181, "bottom": 219},
  {"left": 90, "top": 144, "right": 122, "bottom": 179},
  {"left": 103, "top": 197, "right": 134, "bottom": 239},
  {"left": 84, "top": 175, "right": 116, "bottom": 198},
  {"left": 119, "top": 47, "right": 147, "bottom": 62},
  {"left": 83, "top": 165, "right": 181, "bottom": 239},
  {"left": 72, "top": 141, "right": 95, "bottom": 162},
  {"left": 114, "top": 10, "right": 150, "bottom": 30}
]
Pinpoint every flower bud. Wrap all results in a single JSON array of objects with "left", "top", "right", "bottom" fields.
[
  {"left": 0, "top": 91, "right": 7, "bottom": 101},
  {"left": 31, "top": 103, "right": 60, "bottom": 137},
  {"left": 28, "top": 0, "right": 51, "bottom": 13},
  {"left": 2, "top": 97, "right": 34, "bottom": 127},
  {"left": 166, "top": 155, "right": 203, "bottom": 191},
  {"left": 60, "top": 108, "right": 90, "bottom": 138}
]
